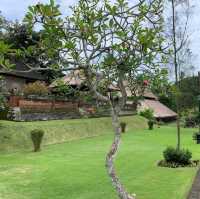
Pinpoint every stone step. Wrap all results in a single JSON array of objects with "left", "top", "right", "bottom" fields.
[{"left": 187, "top": 169, "right": 200, "bottom": 199}]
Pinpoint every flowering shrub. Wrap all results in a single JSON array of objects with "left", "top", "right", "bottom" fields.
[{"left": 23, "top": 81, "right": 49, "bottom": 96}]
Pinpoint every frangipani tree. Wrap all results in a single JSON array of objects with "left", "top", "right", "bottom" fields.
[{"left": 1, "top": 0, "right": 166, "bottom": 198}]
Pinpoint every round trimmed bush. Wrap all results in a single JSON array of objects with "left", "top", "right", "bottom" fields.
[
  {"left": 163, "top": 147, "right": 192, "bottom": 166},
  {"left": 31, "top": 129, "right": 45, "bottom": 152}
]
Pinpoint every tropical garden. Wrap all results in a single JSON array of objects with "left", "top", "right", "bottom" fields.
[{"left": 0, "top": 0, "right": 200, "bottom": 199}]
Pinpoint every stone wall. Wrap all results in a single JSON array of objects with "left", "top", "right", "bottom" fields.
[
  {"left": 19, "top": 99, "right": 78, "bottom": 112},
  {"left": 8, "top": 96, "right": 80, "bottom": 121},
  {"left": 8, "top": 96, "right": 136, "bottom": 121}
]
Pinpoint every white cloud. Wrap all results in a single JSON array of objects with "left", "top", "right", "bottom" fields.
[
  {"left": 0, "top": 0, "right": 46, "bottom": 20},
  {"left": 0, "top": 0, "right": 77, "bottom": 20}
]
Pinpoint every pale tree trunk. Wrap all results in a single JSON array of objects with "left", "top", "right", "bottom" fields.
[
  {"left": 171, "top": 0, "right": 181, "bottom": 150},
  {"left": 105, "top": 104, "right": 135, "bottom": 199}
]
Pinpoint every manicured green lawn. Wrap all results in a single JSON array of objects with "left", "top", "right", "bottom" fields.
[
  {"left": 0, "top": 125, "right": 199, "bottom": 199},
  {"left": 0, "top": 116, "right": 147, "bottom": 152}
]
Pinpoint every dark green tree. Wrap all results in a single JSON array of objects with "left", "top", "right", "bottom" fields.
[{"left": 0, "top": 19, "right": 63, "bottom": 82}]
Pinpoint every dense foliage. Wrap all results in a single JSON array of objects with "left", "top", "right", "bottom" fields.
[
  {"left": 139, "top": 109, "right": 154, "bottom": 120},
  {"left": 179, "top": 76, "right": 199, "bottom": 111},
  {"left": 163, "top": 147, "right": 192, "bottom": 166},
  {"left": 184, "top": 115, "right": 198, "bottom": 128},
  {"left": 51, "top": 79, "right": 77, "bottom": 97},
  {"left": 153, "top": 75, "right": 200, "bottom": 113},
  {"left": 0, "top": 18, "right": 63, "bottom": 82}
]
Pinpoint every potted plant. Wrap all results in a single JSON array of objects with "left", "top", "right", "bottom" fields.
[
  {"left": 148, "top": 120, "right": 154, "bottom": 130},
  {"left": 139, "top": 108, "right": 155, "bottom": 131},
  {"left": 31, "top": 129, "right": 45, "bottom": 152},
  {"left": 192, "top": 96, "right": 200, "bottom": 144},
  {"left": 120, "top": 122, "right": 127, "bottom": 133},
  {"left": 193, "top": 132, "right": 200, "bottom": 144}
]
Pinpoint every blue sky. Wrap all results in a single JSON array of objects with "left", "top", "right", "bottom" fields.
[{"left": 0, "top": 0, "right": 200, "bottom": 72}]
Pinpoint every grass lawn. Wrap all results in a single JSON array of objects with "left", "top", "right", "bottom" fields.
[
  {"left": 0, "top": 116, "right": 147, "bottom": 152},
  {"left": 0, "top": 122, "right": 199, "bottom": 199}
]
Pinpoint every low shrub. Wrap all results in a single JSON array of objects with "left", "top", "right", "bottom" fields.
[
  {"left": 120, "top": 122, "right": 126, "bottom": 133},
  {"left": 193, "top": 132, "right": 200, "bottom": 144},
  {"left": 148, "top": 120, "right": 154, "bottom": 130},
  {"left": 52, "top": 79, "right": 74, "bottom": 96},
  {"left": 158, "top": 159, "right": 199, "bottom": 168},
  {"left": 30, "top": 129, "right": 45, "bottom": 152},
  {"left": 163, "top": 147, "right": 192, "bottom": 166},
  {"left": 139, "top": 109, "right": 155, "bottom": 130},
  {"left": 23, "top": 81, "right": 49, "bottom": 96},
  {"left": 193, "top": 132, "right": 200, "bottom": 139},
  {"left": 0, "top": 105, "right": 9, "bottom": 120},
  {"left": 184, "top": 116, "right": 198, "bottom": 128},
  {"left": 139, "top": 108, "right": 154, "bottom": 120}
]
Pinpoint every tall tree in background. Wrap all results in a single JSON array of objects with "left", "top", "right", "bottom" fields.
[
  {"left": 167, "top": 0, "right": 192, "bottom": 150},
  {"left": 1, "top": 0, "right": 166, "bottom": 198}
]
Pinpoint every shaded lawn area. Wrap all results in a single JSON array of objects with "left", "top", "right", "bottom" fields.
[{"left": 0, "top": 126, "right": 199, "bottom": 199}]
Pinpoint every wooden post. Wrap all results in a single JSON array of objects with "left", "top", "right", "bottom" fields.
[
  {"left": 198, "top": 72, "right": 200, "bottom": 89},
  {"left": 198, "top": 72, "right": 200, "bottom": 133}
]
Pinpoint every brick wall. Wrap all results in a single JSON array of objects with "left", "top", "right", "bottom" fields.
[
  {"left": 8, "top": 96, "right": 135, "bottom": 121},
  {"left": 9, "top": 96, "right": 78, "bottom": 110},
  {"left": 9, "top": 96, "right": 22, "bottom": 107},
  {"left": 8, "top": 96, "right": 80, "bottom": 121},
  {"left": 18, "top": 99, "right": 78, "bottom": 113}
]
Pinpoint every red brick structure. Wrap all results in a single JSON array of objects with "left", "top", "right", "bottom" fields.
[
  {"left": 8, "top": 96, "right": 80, "bottom": 121},
  {"left": 9, "top": 96, "right": 78, "bottom": 112},
  {"left": 8, "top": 96, "right": 22, "bottom": 107}
]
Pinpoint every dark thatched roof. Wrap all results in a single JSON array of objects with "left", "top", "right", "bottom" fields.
[{"left": 0, "top": 62, "right": 47, "bottom": 81}]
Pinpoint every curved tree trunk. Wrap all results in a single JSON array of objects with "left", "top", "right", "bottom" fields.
[{"left": 105, "top": 105, "right": 136, "bottom": 199}]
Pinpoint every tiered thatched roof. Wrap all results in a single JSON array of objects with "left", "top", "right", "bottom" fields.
[
  {"left": 50, "top": 70, "right": 177, "bottom": 119},
  {"left": 49, "top": 70, "right": 85, "bottom": 88},
  {"left": 0, "top": 62, "right": 47, "bottom": 81}
]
